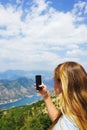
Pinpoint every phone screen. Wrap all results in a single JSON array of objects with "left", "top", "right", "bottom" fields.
[{"left": 35, "top": 75, "right": 42, "bottom": 90}]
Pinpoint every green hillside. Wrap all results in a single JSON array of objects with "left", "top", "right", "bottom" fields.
[
  {"left": 0, "top": 98, "right": 55, "bottom": 130},
  {"left": 0, "top": 96, "right": 59, "bottom": 130}
]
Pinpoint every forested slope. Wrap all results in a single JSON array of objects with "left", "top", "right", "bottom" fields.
[{"left": 0, "top": 97, "right": 59, "bottom": 130}]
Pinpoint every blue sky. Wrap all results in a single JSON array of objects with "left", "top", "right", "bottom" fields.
[{"left": 0, "top": 0, "right": 87, "bottom": 72}]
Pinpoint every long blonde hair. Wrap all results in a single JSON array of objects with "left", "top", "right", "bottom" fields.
[{"left": 51, "top": 61, "right": 87, "bottom": 130}]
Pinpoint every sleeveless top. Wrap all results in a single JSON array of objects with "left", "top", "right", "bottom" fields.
[{"left": 53, "top": 115, "right": 79, "bottom": 130}]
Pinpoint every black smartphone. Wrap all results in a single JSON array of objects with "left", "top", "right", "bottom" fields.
[{"left": 35, "top": 75, "right": 42, "bottom": 90}]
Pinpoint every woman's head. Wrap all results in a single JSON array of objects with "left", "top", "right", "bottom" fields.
[{"left": 54, "top": 61, "right": 87, "bottom": 130}]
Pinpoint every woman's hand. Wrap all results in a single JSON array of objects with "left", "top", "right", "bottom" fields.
[{"left": 35, "top": 83, "right": 50, "bottom": 99}]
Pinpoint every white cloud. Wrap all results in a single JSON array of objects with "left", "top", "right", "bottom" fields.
[
  {"left": 66, "top": 49, "right": 87, "bottom": 57},
  {"left": 72, "top": 1, "right": 87, "bottom": 15},
  {"left": 0, "top": 0, "right": 87, "bottom": 71}
]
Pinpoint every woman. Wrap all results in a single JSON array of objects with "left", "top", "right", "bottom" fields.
[{"left": 37, "top": 61, "right": 87, "bottom": 130}]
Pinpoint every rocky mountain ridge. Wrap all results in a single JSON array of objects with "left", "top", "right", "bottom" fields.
[{"left": 0, "top": 70, "right": 54, "bottom": 104}]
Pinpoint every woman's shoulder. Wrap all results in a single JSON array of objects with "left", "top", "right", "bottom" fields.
[{"left": 53, "top": 115, "right": 79, "bottom": 130}]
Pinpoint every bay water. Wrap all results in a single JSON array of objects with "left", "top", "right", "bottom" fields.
[{"left": 0, "top": 95, "right": 42, "bottom": 109}]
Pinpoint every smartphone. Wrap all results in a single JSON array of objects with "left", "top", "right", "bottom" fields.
[{"left": 35, "top": 75, "right": 42, "bottom": 90}]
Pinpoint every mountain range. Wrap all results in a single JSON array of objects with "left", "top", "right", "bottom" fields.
[{"left": 0, "top": 70, "right": 54, "bottom": 104}]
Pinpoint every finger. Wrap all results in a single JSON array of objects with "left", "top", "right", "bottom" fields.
[{"left": 34, "top": 83, "right": 36, "bottom": 89}]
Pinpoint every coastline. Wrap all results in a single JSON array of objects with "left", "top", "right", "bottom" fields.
[
  {"left": 0, "top": 93, "right": 41, "bottom": 105},
  {"left": 0, "top": 95, "right": 41, "bottom": 110},
  {"left": 0, "top": 98, "right": 21, "bottom": 105}
]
